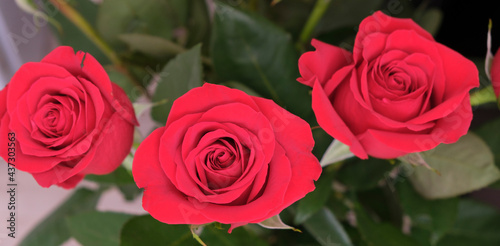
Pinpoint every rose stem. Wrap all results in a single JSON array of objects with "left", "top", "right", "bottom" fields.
[
  {"left": 48, "top": 0, "right": 151, "bottom": 99},
  {"left": 296, "top": 0, "right": 332, "bottom": 51}
]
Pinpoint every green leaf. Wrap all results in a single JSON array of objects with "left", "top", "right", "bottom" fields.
[
  {"left": 167, "top": 0, "right": 189, "bottom": 27},
  {"left": 121, "top": 216, "right": 268, "bottom": 246},
  {"left": 354, "top": 204, "right": 420, "bottom": 246},
  {"left": 437, "top": 199, "right": 500, "bottom": 246},
  {"left": 186, "top": 0, "right": 211, "bottom": 48},
  {"left": 97, "top": 0, "right": 173, "bottom": 45},
  {"left": 200, "top": 224, "right": 269, "bottom": 246},
  {"left": 106, "top": 67, "right": 141, "bottom": 102},
  {"left": 85, "top": 165, "right": 139, "bottom": 201},
  {"left": 67, "top": 211, "right": 133, "bottom": 246},
  {"left": 316, "top": 0, "right": 384, "bottom": 34},
  {"left": 302, "top": 207, "right": 353, "bottom": 246},
  {"left": 211, "top": 3, "right": 313, "bottom": 120},
  {"left": 223, "top": 81, "right": 262, "bottom": 97},
  {"left": 120, "top": 215, "right": 193, "bottom": 246},
  {"left": 117, "top": 183, "right": 142, "bottom": 201},
  {"left": 396, "top": 181, "right": 458, "bottom": 244},
  {"left": 20, "top": 189, "right": 101, "bottom": 246},
  {"left": 475, "top": 117, "right": 500, "bottom": 169},
  {"left": 408, "top": 133, "right": 500, "bottom": 199},
  {"left": 119, "top": 33, "right": 185, "bottom": 58},
  {"left": 47, "top": 0, "right": 109, "bottom": 63},
  {"left": 337, "top": 158, "right": 396, "bottom": 191},
  {"left": 294, "top": 166, "right": 335, "bottom": 225},
  {"left": 151, "top": 44, "right": 203, "bottom": 123},
  {"left": 417, "top": 8, "right": 443, "bottom": 36},
  {"left": 320, "top": 139, "right": 354, "bottom": 167},
  {"left": 85, "top": 166, "right": 134, "bottom": 185}
]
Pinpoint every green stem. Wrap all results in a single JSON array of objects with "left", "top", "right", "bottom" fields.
[
  {"left": 48, "top": 0, "right": 150, "bottom": 98},
  {"left": 470, "top": 85, "right": 497, "bottom": 106},
  {"left": 297, "top": 0, "right": 332, "bottom": 49},
  {"left": 49, "top": 0, "right": 120, "bottom": 65}
]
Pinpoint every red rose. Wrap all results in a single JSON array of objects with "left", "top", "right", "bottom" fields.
[
  {"left": 491, "top": 49, "right": 500, "bottom": 97},
  {"left": 298, "top": 11, "right": 479, "bottom": 159},
  {"left": 133, "top": 83, "right": 321, "bottom": 230},
  {"left": 0, "top": 46, "right": 138, "bottom": 188}
]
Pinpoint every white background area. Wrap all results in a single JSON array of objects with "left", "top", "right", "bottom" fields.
[{"left": 0, "top": 2, "right": 145, "bottom": 245}]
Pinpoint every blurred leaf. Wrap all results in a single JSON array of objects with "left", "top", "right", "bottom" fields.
[
  {"left": 85, "top": 165, "right": 140, "bottom": 201},
  {"left": 337, "top": 158, "right": 395, "bottom": 191},
  {"left": 397, "top": 181, "right": 458, "bottom": 245},
  {"left": 151, "top": 44, "right": 203, "bottom": 123},
  {"left": 344, "top": 224, "right": 369, "bottom": 246},
  {"left": 67, "top": 211, "right": 133, "bottom": 246},
  {"left": 20, "top": 189, "right": 101, "bottom": 246},
  {"left": 436, "top": 199, "right": 500, "bottom": 246},
  {"left": 106, "top": 67, "right": 141, "bottom": 102},
  {"left": 312, "top": 126, "right": 334, "bottom": 160},
  {"left": 85, "top": 166, "right": 134, "bottom": 185},
  {"left": 200, "top": 224, "right": 269, "bottom": 246},
  {"left": 119, "top": 33, "right": 185, "bottom": 58},
  {"left": 354, "top": 204, "right": 420, "bottom": 246},
  {"left": 121, "top": 215, "right": 268, "bottom": 246},
  {"left": 417, "top": 8, "right": 443, "bottom": 36},
  {"left": 489, "top": 179, "right": 500, "bottom": 189},
  {"left": 475, "top": 117, "right": 500, "bottom": 169},
  {"left": 295, "top": 167, "right": 335, "bottom": 224},
  {"left": 167, "top": 0, "right": 189, "bottom": 27},
  {"left": 302, "top": 207, "right": 353, "bottom": 246},
  {"left": 211, "top": 3, "right": 313, "bottom": 121},
  {"left": 118, "top": 183, "right": 142, "bottom": 201},
  {"left": 120, "top": 215, "right": 193, "bottom": 246},
  {"left": 186, "top": 0, "right": 211, "bottom": 48},
  {"left": 15, "top": 0, "right": 61, "bottom": 30},
  {"left": 399, "top": 152, "right": 440, "bottom": 175},
  {"left": 408, "top": 133, "right": 500, "bottom": 199},
  {"left": 97, "top": 0, "right": 173, "bottom": 45},
  {"left": 259, "top": 214, "right": 298, "bottom": 231},
  {"left": 224, "top": 81, "right": 262, "bottom": 97},
  {"left": 316, "top": 0, "right": 383, "bottom": 34},
  {"left": 47, "top": 0, "right": 109, "bottom": 63},
  {"left": 320, "top": 139, "right": 354, "bottom": 167},
  {"left": 271, "top": 0, "right": 282, "bottom": 6}
]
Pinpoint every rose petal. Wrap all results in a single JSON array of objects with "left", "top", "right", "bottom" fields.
[
  {"left": 197, "top": 144, "right": 291, "bottom": 224},
  {"left": 0, "top": 84, "right": 8, "bottom": 118},
  {"left": 80, "top": 111, "right": 134, "bottom": 175},
  {"left": 7, "top": 62, "right": 73, "bottom": 114},
  {"left": 354, "top": 11, "right": 434, "bottom": 63},
  {"left": 491, "top": 48, "right": 500, "bottom": 97},
  {"left": 298, "top": 39, "right": 353, "bottom": 87},
  {"left": 133, "top": 128, "right": 212, "bottom": 224},
  {"left": 358, "top": 97, "right": 472, "bottom": 158},
  {"left": 311, "top": 80, "right": 368, "bottom": 159},
  {"left": 166, "top": 83, "right": 260, "bottom": 126}
]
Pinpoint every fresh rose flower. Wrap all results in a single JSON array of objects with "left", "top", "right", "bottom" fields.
[
  {"left": 0, "top": 46, "right": 138, "bottom": 188},
  {"left": 491, "top": 49, "right": 500, "bottom": 97},
  {"left": 298, "top": 11, "right": 479, "bottom": 159},
  {"left": 133, "top": 83, "right": 321, "bottom": 230}
]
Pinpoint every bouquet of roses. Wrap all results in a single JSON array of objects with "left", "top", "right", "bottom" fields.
[{"left": 2, "top": 0, "right": 500, "bottom": 245}]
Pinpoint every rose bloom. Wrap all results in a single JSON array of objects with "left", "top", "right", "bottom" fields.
[
  {"left": 491, "top": 48, "right": 500, "bottom": 97},
  {"left": 0, "top": 46, "right": 138, "bottom": 188},
  {"left": 298, "top": 11, "right": 479, "bottom": 159},
  {"left": 133, "top": 83, "right": 321, "bottom": 230}
]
